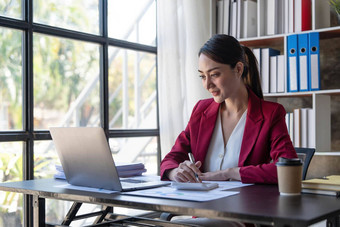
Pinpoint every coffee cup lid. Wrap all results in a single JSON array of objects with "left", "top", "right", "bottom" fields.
[{"left": 276, "top": 157, "right": 302, "bottom": 166}]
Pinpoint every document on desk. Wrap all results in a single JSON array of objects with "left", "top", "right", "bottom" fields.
[{"left": 123, "top": 181, "right": 252, "bottom": 202}]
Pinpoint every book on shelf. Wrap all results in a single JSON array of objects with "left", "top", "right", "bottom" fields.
[
  {"left": 217, "top": 0, "right": 224, "bottom": 34},
  {"left": 277, "top": 55, "right": 285, "bottom": 93},
  {"left": 307, "top": 108, "right": 315, "bottom": 148},
  {"left": 294, "top": 0, "right": 311, "bottom": 32},
  {"left": 293, "top": 108, "right": 301, "bottom": 147},
  {"left": 261, "top": 48, "right": 280, "bottom": 94},
  {"left": 286, "top": 108, "right": 315, "bottom": 148},
  {"left": 236, "top": 0, "right": 243, "bottom": 38},
  {"left": 230, "top": 0, "right": 237, "bottom": 37},
  {"left": 288, "top": 0, "right": 294, "bottom": 33},
  {"left": 302, "top": 175, "right": 340, "bottom": 191},
  {"left": 269, "top": 56, "right": 277, "bottom": 93},
  {"left": 266, "top": 0, "right": 277, "bottom": 35},
  {"left": 243, "top": 0, "right": 257, "bottom": 38},
  {"left": 302, "top": 188, "right": 340, "bottom": 197},
  {"left": 300, "top": 108, "right": 308, "bottom": 148}
]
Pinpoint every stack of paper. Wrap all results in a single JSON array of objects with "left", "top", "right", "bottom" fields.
[
  {"left": 301, "top": 175, "right": 340, "bottom": 197},
  {"left": 54, "top": 162, "right": 146, "bottom": 180},
  {"left": 115, "top": 162, "right": 147, "bottom": 177}
]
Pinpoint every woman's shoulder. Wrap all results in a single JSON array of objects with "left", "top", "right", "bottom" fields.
[{"left": 259, "top": 99, "right": 286, "bottom": 116}]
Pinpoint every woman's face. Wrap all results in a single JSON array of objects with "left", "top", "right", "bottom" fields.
[{"left": 198, "top": 54, "right": 243, "bottom": 103}]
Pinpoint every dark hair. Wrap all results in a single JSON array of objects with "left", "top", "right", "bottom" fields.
[{"left": 198, "top": 34, "right": 263, "bottom": 99}]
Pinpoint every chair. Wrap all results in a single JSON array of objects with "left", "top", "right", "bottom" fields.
[{"left": 295, "top": 147, "right": 315, "bottom": 180}]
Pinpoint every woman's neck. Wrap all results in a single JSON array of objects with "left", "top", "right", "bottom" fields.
[{"left": 222, "top": 85, "right": 248, "bottom": 116}]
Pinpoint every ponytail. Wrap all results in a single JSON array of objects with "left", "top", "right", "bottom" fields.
[{"left": 241, "top": 45, "right": 263, "bottom": 99}]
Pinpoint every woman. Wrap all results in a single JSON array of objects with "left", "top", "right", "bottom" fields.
[{"left": 160, "top": 34, "right": 297, "bottom": 184}]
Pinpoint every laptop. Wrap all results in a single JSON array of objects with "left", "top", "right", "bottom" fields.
[{"left": 49, "top": 127, "right": 170, "bottom": 192}]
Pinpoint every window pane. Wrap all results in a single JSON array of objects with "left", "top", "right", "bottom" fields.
[
  {"left": 34, "top": 141, "right": 102, "bottom": 225},
  {"left": 108, "top": 0, "right": 156, "bottom": 46},
  {"left": 0, "top": 142, "right": 23, "bottom": 226},
  {"left": 33, "top": 0, "right": 100, "bottom": 35},
  {"left": 33, "top": 34, "right": 100, "bottom": 129},
  {"left": 109, "top": 137, "right": 158, "bottom": 175},
  {"left": 0, "top": 0, "right": 22, "bottom": 19},
  {"left": 108, "top": 47, "right": 157, "bottom": 129},
  {"left": 0, "top": 27, "right": 23, "bottom": 131},
  {"left": 34, "top": 141, "right": 59, "bottom": 179}
]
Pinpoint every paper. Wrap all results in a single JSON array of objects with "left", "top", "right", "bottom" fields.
[
  {"left": 124, "top": 181, "right": 252, "bottom": 202},
  {"left": 124, "top": 186, "right": 238, "bottom": 202}
]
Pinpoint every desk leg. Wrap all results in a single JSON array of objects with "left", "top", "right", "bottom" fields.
[
  {"left": 62, "top": 202, "right": 82, "bottom": 225},
  {"left": 32, "top": 195, "right": 45, "bottom": 227},
  {"left": 327, "top": 215, "right": 340, "bottom": 227}
]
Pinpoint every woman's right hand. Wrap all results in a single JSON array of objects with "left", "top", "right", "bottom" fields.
[{"left": 167, "top": 160, "right": 202, "bottom": 182}]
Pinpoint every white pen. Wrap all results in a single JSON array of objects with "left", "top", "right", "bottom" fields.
[{"left": 188, "top": 152, "right": 200, "bottom": 182}]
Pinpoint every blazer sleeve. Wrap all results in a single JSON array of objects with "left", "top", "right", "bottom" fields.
[
  {"left": 239, "top": 104, "right": 297, "bottom": 184},
  {"left": 160, "top": 102, "right": 200, "bottom": 180}
]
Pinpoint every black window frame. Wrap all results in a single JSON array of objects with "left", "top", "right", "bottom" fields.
[{"left": 0, "top": 0, "right": 159, "bottom": 226}]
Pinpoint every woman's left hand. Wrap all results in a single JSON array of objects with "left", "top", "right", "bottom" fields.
[{"left": 199, "top": 167, "right": 241, "bottom": 181}]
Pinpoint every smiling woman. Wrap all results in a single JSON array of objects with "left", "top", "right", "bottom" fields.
[
  {"left": 161, "top": 34, "right": 297, "bottom": 184},
  {"left": 160, "top": 33, "right": 298, "bottom": 227}
]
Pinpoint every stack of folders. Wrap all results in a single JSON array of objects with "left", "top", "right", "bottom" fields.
[
  {"left": 287, "top": 32, "right": 320, "bottom": 93},
  {"left": 252, "top": 47, "right": 282, "bottom": 94},
  {"left": 285, "top": 108, "right": 315, "bottom": 149},
  {"left": 301, "top": 175, "right": 340, "bottom": 197},
  {"left": 217, "top": 0, "right": 257, "bottom": 38},
  {"left": 54, "top": 162, "right": 146, "bottom": 180},
  {"left": 216, "top": 0, "right": 324, "bottom": 38}
]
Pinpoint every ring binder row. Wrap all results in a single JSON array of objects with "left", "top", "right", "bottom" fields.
[
  {"left": 251, "top": 31, "right": 320, "bottom": 94},
  {"left": 287, "top": 32, "right": 320, "bottom": 93}
]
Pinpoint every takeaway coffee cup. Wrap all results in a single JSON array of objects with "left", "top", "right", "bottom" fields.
[{"left": 276, "top": 157, "right": 303, "bottom": 196}]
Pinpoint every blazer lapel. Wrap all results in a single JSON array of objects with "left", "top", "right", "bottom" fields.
[
  {"left": 239, "top": 89, "right": 264, "bottom": 166},
  {"left": 195, "top": 101, "right": 220, "bottom": 164}
]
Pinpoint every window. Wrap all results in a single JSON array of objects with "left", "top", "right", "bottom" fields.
[{"left": 0, "top": 1, "right": 158, "bottom": 226}]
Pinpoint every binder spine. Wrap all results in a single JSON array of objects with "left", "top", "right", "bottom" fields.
[
  {"left": 287, "top": 34, "right": 299, "bottom": 92},
  {"left": 309, "top": 32, "right": 320, "bottom": 91},
  {"left": 298, "top": 33, "right": 310, "bottom": 91}
]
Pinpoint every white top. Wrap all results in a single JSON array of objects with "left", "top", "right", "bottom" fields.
[{"left": 204, "top": 108, "right": 247, "bottom": 172}]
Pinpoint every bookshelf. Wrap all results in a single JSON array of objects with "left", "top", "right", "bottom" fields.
[{"left": 215, "top": 0, "right": 340, "bottom": 153}]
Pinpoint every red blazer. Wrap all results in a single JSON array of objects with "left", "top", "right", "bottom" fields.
[{"left": 160, "top": 89, "right": 297, "bottom": 184}]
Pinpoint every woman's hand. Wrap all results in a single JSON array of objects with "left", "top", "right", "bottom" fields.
[
  {"left": 167, "top": 160, "right": 202, "bottom": 182},
  {"left": 199, "top": 167, "right": 241, "bottom": 181}
]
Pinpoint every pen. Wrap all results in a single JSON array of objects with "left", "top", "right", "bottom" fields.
[{"left": 188, "top": 152, "right": 200, "bottom": 182}]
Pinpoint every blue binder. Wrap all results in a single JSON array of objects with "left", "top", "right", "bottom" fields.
[
  {"left": 298, "top": 33, "right": 309, "bottom": 91},
  {"left": 287, "top": 34, "right": 299, "bottom": 92},
  {"left": 308, "top": 32, "right": 320, "bottom": 91}
]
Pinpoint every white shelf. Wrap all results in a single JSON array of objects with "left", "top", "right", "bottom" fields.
[
  {"left": 264, "top": 89, "right": 340, "bottom": 98},
  {"left": 239, "top": 26, "right": 340, "bottom": 42}
]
